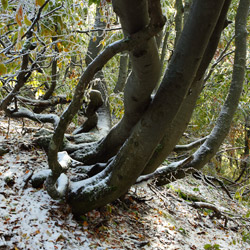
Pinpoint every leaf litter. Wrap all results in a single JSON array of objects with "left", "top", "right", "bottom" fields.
[{"left": 0, "top": 115, "right": 250, "bottom": 250}]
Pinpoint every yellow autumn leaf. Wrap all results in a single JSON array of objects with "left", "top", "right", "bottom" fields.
[
  {"left": 1, "top": 0, "right": 8, "bottom": 10},
  {"left": 100, "top": 39, "right": 105, "bottom": 46},
  {"left": 92, "top": 36, "right": 97, "bottom": 42},
  {"left": 57, "top": 42, "right": 63, "bottom": 52},
  {"left": 34, "top": 230, "right": 40, "bottom": 235},
  {"left": 0, "top": 64, "right": 7, "bottom": 75},
  {"left": 36, "top": 0, "right": 45, "bottom": 7},
  {"left": 24, "top": 14, "right": 32, "bottom": 26},
  {"left": 57, "top": 61, "right": 62, "bottom": 68},
  {"left": 16, "top": 5, "right": 23, "bottom": 26}
]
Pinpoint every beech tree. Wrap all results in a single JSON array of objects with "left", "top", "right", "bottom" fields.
[{"left": 0, "top": 0, "right": 249, "bottom": 215}]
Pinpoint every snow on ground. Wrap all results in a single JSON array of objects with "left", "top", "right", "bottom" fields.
[{"left": 1, "top": 115, "right": 250, "bottom": 250}]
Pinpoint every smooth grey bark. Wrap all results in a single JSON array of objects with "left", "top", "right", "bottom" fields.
[
  {"left": 73, "top": 90, "right": 104, "bottom": 134},
  {"left": 142, "top": 0, "right": 232, "bottom": 174},
  {"left": 67, "top": 0, "right": 225, "bottom": 214},
  {"left": 85, "top": 6, "right": 105, "bottom": 67},
  {"left": 85, "top": 6, "right": 111, "bottom": 133},
  {"left": 69, "top": 6, "right": 112, "bottom": 143},
  {"left": 184, "top": 0, "right": 192, "bottom": 24},
  {"left": 70, "top": 0, "right": 162, "bottom": 163},
  {"left": 159, "top": 28, "right": 169, "bottom": 78},
  {"left": 174, "top": 136, "right": 208, "bottom": 152},
  {"left": 9, "top": 107, "right": 59, "bottom": 128},
  {"left": 113, "top": 52, "right": 129, "bottom": 93},
  {"left": 153, "top": 0, "right": 249, "bottom": 186},
  {"left": 174, "top": 0, "right": 183, "bottom": 48}
]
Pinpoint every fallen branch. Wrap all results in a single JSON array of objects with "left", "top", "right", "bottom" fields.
[
  {"left": 193, "top": 171, "right": 233, "bottom": 199},
  {"left": 190, "top": 201, "right": 228, "bottom": 227}
]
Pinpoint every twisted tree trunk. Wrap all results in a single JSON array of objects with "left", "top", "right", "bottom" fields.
[
  {"left": 67, "top": 0, "right": 226, "bottom": 215},
  {"left": 70, "top": 0, "right": 162, "bottom": 163}
]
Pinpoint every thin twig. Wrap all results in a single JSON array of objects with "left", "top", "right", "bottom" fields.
[{"left": 73, "top": 26, "right": 122, "bottom": 34}]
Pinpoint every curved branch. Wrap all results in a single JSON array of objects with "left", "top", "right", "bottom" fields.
[
  {"left": 142, "top": 0, "right": 232, "bottom": 174},
  {"left": 16, "top": 95, "right": 70, "bottom": 107},
  {"left": 10, "top": 107, "right": 59, "bottom": 128},
  {"left": 70, "top": 0, "right": 165, "bottom": 164},
  {"left": 155, "top": 0, "right": 249, "bottom": 185},
  {"left": 174, "top": 136, "right": 208, "bottom": 152},
  {"left": 0, "top": 54, "right": 30, "bottom": 111},
  {"left": 136, "top": 156, "right": 194, "bottom": 184},
  {"left": 46, "top": 5, "right": 166, "bottom": 197},
  {"left": 67, "top": 0, "right": 226, "bottom": 215},
  {"left": 21, "top": 0, "right": 51, "bottom": 40}
]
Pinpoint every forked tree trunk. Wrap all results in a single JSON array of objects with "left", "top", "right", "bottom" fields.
[
  {"left": 45, "top": 0, "right": 166, "bottom": 199},
  {"left": 153, "top": 0, "right": 249, "bottom": 186},
  {"left": 142, "top": 0, "right": 232, "bottom": 174},
  {"left": 67, "top": 0, "right": 226, "bottom": 215}
]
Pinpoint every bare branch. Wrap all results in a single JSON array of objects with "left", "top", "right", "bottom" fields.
[
  {"left": 10, "top": 107, "right": 59, "bottom": 128},
  {"left": 204, "top": 35, "right": 235, "bottom": 82},
  {"left": 73, "top": 26, "right": 122, "bottom": 34},
  {"left": 16, "top": 95, "right": 70, "bottom": 107},
  {"left": 21, "top": 0, "right": 51, "bottom": 40},
  {"left": 174, "top": 136, "right": 208, "bottom": 152},
  {"left": 136, "top": 155, "right": 194, "bottom": 184}
]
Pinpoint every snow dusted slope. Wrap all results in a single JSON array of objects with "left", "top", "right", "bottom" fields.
[{"left": 1, "top": 115, "right": 250, "bottom": 250}]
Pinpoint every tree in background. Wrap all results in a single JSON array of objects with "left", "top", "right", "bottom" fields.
[{"left": 0, "top": 0, "right": 249, "bottom": 215}]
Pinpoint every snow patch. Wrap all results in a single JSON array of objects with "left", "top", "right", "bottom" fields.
[
  {"left": 58, "top": 151, "right": 72, "bottom": 169},
  {"left": 55, "top": 173, "right": 69, "bottom": 197}
]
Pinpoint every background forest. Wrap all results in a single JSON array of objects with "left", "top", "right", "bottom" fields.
[
  {"left": 0, "top": 0, "right": 250, "bottom": 248},
  {"left": 0, "top": 0, "right": 250, "bottom": 208}
]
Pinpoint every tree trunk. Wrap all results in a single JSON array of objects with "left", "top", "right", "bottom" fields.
[
  {"left": 33, "top": 37, "right": 59, "bottom": 113},
  {"left": 113, "top": 53, "right": 129, "bottom": 93},
  {"left": 154, "top": 0, "right": 249, "bottom": 186},
  {"left": 184, "top": 0, "right": 192, "bottom": 25},
  {"left": 85, "top": 6, "right": 112, "bottom": 133},
  {"left": 45, "top": 0, "right": 165, "bottom": 199},
  {"left": 174, "top": 0, "right": 183, "bottom": 48},
  {"left": 142, "top": 0, "right": 232, "bottom": 174},
  {"left": 70, "top": 0, "right": 161, "bottom": 163},
  {"left": 67, "top": 0, "right": 226, "bottom": 215}
]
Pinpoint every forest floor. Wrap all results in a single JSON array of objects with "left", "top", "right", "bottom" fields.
[{"left": 1, "top": 114, "right": 250, "bottom": 250}]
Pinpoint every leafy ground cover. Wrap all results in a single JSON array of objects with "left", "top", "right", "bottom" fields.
[{"left": 1, "top": 114, "right": 250, "bottom": 250}]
